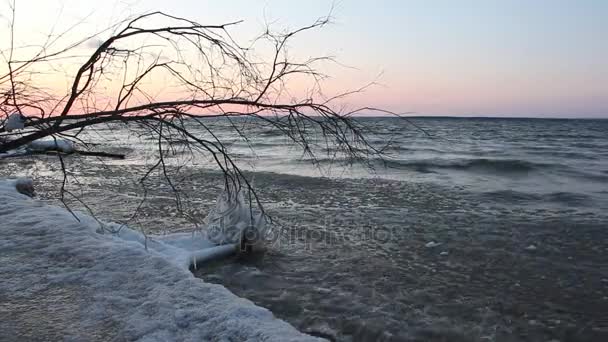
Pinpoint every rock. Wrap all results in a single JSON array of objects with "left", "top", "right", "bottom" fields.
[
  {"left": 525, "top": 244, "right": 537, "bottom": 251},
  {"left": 440, "top": 251, "right": 449, "bottom": 256},
  {"left": 15, "top": 178, "right": 35, "bottom": 198}
]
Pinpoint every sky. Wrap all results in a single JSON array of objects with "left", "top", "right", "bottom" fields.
[{"left": 2, "top": 0, "right": 607, "bottom": 118}]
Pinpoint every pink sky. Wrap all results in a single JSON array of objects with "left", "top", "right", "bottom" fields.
[{"left": 2, "top": 0, "right": 607, "bottom": 118}]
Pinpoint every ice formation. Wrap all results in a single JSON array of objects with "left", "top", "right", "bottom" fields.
[
  {"left": 28, "top": 138, "right": 75, "bottom": 153},
  {"left": 4, "top": 113, "right": 25, "bottom": 131},
  {"left": 0, "top": 179, "right": 322, "bottom": 341},
  {"left": 204, "top": 184, "right": 269, "bottom": 246},
  {"left": 1, "top": 138, "right": 74, "bottom": 159}
]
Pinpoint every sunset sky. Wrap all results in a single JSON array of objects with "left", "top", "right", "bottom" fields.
[{"left": 2, "top": 0, "right": 607, "bottom": 118}]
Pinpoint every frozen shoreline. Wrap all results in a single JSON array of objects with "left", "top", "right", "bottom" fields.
[{"left": 0, "top": 179, "right": 322, "bottom": 341}]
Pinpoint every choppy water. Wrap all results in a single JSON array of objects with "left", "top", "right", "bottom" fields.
[
  {"left": 246, "top": 117, "right": 608, "bottom": 202},
  {"left": 69, "top": 117, "right": 608, "bottom": 200},
  {"left": 3, "top": 117, "right": 608, "bottom": 341}
]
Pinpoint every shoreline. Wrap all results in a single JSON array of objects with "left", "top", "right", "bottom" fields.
[
  {"left": 0, "top": 179, "right": 323, "bottom": 341},
  {"left": 2, "top": 151, "right": 607, "bottom": 341}
]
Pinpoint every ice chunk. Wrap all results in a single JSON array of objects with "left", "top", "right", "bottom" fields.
[
  {"left": 28, "top": 139, "right": 75, "bottom": 153},
  {"left": 4, "top": 113, "right": 25, "bottom": 131},
  {"left": 425, "top": 241, "right": 442, "bottom": 248}
]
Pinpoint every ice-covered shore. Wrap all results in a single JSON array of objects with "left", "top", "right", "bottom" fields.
[{"left": 0, "top": 179, "right": 322, "bottom": 341}]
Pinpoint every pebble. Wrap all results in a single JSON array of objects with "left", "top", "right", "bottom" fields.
[
  {"left": 440, "top": 251, "right": 449, "bottom": 256},
  {"left": 525, "top": 244, "right": 537, "bottom": 251}
]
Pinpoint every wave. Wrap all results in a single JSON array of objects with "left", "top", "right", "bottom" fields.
[
  {"left": 544, "top": 191, "right": 591, "bottom": 205},
  {"left": 258, "top": 130, "right": 285, "bottom": 137},
  {"left": 525, "top": 150, "right": 599, "bottom": 160},
  {"left": 289, "top": 156, "right": 557, "bottom": 175},
  {"left": 478, "top": 190, "right": 542, "bottom": 203},
  {"left": 230, "top": 141, "right": 283, "bottom": 148},
  {"left": 479, "top": 190, "right": 591, "bottom": 206},
  {"left": 559, "top": 169, "right": 608, "bottom": 182},
  {"left": 382, "top": 158, "right": 555, "bottom": 174},
  {"left": 319, "top": 145, "right": 443, "bottom": 154},
  {"left": 571, "top": 142, "right": 603, "bottom": 149}
]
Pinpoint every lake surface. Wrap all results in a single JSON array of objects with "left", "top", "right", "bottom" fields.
[{"left": 3, "top": 117, "right": 607, "bottom": 341}]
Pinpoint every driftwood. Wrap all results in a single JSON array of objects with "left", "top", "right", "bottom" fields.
[
  {"left": 72, "top": 150, "right": 125, "bottom": 159},
  {"left": 2, "top": 149, "right": 125, "bottom": 159}
]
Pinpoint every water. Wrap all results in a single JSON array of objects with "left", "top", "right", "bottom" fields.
[
  {"left": 3, "top": 117, "right": 608, "bottom": 341},
  {"left": 235, "top": 117, "right": 608, "bottom": 202}
]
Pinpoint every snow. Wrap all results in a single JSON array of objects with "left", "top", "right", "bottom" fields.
[
  {"left": 0, "top": 179, "right": 323, "bottom": 341},
  {"left": 0, "top": 137, "right": 75, "bottom": 158},
  {"left": 4, "top": 113, "right": 25, "bottom": 131},
  {"left": 28, "top": 138, "right": 75, "bottom": 153},
  {"left": 1, "top": 138, "right": 75, "bottom": 159}
]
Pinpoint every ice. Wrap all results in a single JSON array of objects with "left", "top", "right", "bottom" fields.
[
  {"left": 102, "top": 227, "right": 237, "bottom": 270},
  {"left": 0, "top": 148, "right": 28, "bottom": 159},
  {"left": 204, "top": 183, "right": 269, "bottom": 246},
  {"left": 425, "top": 241, "right": 442, "bottom": 248},
  {"left": 0, "top": 179, "right": 323, "bottom": 341},
  {"left": 0, "top": 136, "right": 74, "bottom": 157},
  {"left": 28, "top": 139, "right": 75, "bottom": 153},
  {"left": 4, "top": 113, "right": 25, "bottom": 131}
]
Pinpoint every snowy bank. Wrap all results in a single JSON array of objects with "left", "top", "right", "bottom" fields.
[{"left": 0, "top": 179, "right": 323, "bottom": 341}]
